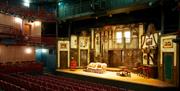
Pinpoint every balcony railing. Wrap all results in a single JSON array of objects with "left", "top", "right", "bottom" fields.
[
  {"left": 58, "top": 0, "right": 157, "bottom": 20},
  {"left": 0, "top": 24, "right": 21, "bottom": 38},
  {"left": 0, "top": 24, "right": 56, "bottom": 46},
  {"left": 0, "top": 2, "right": 56, "bottom": 22},
  {"left": 26, "top": 36, "right": 57, "bottom": 46}
]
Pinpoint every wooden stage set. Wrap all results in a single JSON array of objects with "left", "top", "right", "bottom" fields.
[{"left": 56, "top": 68, "right": 176, "bottom": 91}]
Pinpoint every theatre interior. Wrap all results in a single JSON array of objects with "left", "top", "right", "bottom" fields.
[{"left": 0, "top": 0, "right": 179, "bottom": 91}]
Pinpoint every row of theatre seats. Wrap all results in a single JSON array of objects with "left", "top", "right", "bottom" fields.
[
  {"left": 0, "top": 72, "right": 128, "bottom": 91},
  {"left": 0, "top": 61, "right": 43, "bottom": 74},
  {"left": 0, "top": 61, "right": 130, "bottom": 91}
]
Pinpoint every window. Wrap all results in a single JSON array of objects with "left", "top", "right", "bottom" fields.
[
  {"left": 116, "top": 32, "right": 122, "bottom": 43},
  {"left": 124, "top": 31, "right": 131, "bottom": 43}
]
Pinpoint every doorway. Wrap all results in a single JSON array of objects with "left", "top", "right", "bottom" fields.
[
  {"left": 24, "top": 24, "right": 31, "bottom": 36},
  {"left": 60, "top": 51, "right": 68, "bottom": 69},
  {"left": 108, "top": 50, "right": 122, "bottom": 67},
  {"left": 163, "top": 52, "right": 174, "bottom": 83},
  {"left": 80, "top": 50, "right": 88, "bottom": 68}
]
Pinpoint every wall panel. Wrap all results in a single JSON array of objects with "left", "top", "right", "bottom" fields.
[{"left": 0, "top": 45, "right": 35, "bottom": 63}]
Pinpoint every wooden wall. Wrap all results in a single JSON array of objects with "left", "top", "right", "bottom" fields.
[
  {"left": 0, "top": 13, "right": 18, "bottom": 28},
  {"left": 0, "top": 45, "right": 35, "bottom": 63},
  {"left": 0, "top": 13, "right": 41, "bottom": 37},
  {"left": 92, "top": 24, "right": 144, "bottom": 67},
  {"left": 62, "top": 23, "right": 144, "bottom": 68}
]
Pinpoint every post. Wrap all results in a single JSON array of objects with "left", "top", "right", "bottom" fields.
[
  {"left": 68, "top": 22, "right": 71, "bottom": 41},
  {"left": 160, "top": 0, "right": 164, "bottom": 34},
  {"left": 56, "top": 21, "right": 58, "bottom": 39}
]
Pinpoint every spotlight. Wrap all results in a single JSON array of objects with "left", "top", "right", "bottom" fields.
[{"left": 148, "top": 2, "right": 153, "bottom": 6}]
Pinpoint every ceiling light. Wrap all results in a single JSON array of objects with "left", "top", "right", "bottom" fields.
[
  {"left": 15, "top": 17, "right": 22, "bottom": 23},
  {"left": 58, "top": 2, "right": 62, "bottom": 6},
  {"left": 23, "top": 0, "right": 30, "bottom": 7},
  {"left": 24, "top": 2, "right": 30, "bottom": 7},
  {"left": 34, "top": 21, "right": 41, "bottom": 26},
  {"left": 24, "top": 0, "right": 30, "bottom": 3}
]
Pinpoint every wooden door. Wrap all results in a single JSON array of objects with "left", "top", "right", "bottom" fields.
[
  {"left": 90, "top": 50, "right": 95, "bottom": 63},
  {"left": 124, "top": 49, "right": 141, "bottom": 68},
  {"left": 163, "top": 52, "right": 174, "bottom": 83},
  {"left": 108, "top": 50, "right": 114, "bottom": 67},
  {"left": 24, "top": 24, "right": 31, "bottom": 36},
  {"left": 124, "top": 49, "right": 133, "bottom": 67},
  {"left": 113, "top": 50, "right": 122, "bottom": 67},
  {"left": 60, "top": 51, "right": 68, "bottom": 69},
  {"left": 108, "top": 50, "right": 122, "bottom": 67},
  {"left": 80, "top": 50, "right": 88, "bottom": 68}
]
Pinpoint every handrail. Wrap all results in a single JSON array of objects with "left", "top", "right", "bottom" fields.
[
  {"left": 58, "top": 0, "right": 158, "bottom": 19},
  {"left": 25, "top": 36, "right": 57, "bottom": 46},
  {"left": 0, "top": 24, "right": 56, "bottom": 46},
  {"left": 0, "top": 2, "right": 56, "bottom": 21}
]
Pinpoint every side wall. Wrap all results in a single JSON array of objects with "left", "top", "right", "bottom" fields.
[{"left": 0, "top": 45, "right": 35, "bottom": 63}]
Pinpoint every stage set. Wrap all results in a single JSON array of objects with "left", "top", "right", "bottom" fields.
[{"left": 56, "top": 23, "right": 179, "bottom": 91}]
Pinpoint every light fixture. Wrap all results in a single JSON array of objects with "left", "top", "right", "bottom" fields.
[
  {"left": 148, "top": 1, "right": 153, "bottom": 6},
  {"left": 58, "top": 2, "right": 62, "bottom": 6},
  {"left": 23, "top": 0, "right": 30, "bottom": 7},
  {"left": 58, "top": 0, "right": 63, "bottom": 6},
  {"left": 25, "top": 48, "right": 32, "bottom": 54},
  {"left": 34, "top": 21, "right": 41, "bottom": 26},
  {"left": 15, "top": 17, "right": 22, "bottom": 23},
  {"left": 41, "top": 48, "right": 48, "bottom": 53},
  {"left": 24, "top": 0, "right": 30, "bottom": 3},
  {"left": 23, "top": 2, "right": 30, "bottom": 7}
]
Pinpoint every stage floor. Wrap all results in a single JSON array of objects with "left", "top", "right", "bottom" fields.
[{"left": 56, "top": 69, "right": 174, "bottom": 88}]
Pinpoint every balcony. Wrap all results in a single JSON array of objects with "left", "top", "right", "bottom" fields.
[
  {"left": 0, "top": 24, "right": 56, "bottom": 46},
  {"left": 0, "top": 24, "right": 21, "bottom": 38},
  {"left": 58, "top": 0, "right": 158, "bottom": 20},
  {"left": 24, "top": 36, "right": 57, "bottom": 46}
]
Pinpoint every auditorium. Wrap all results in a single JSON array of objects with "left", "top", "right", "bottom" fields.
[{"left": 0, "top": 0, "right": 179, "bottom": 91}]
